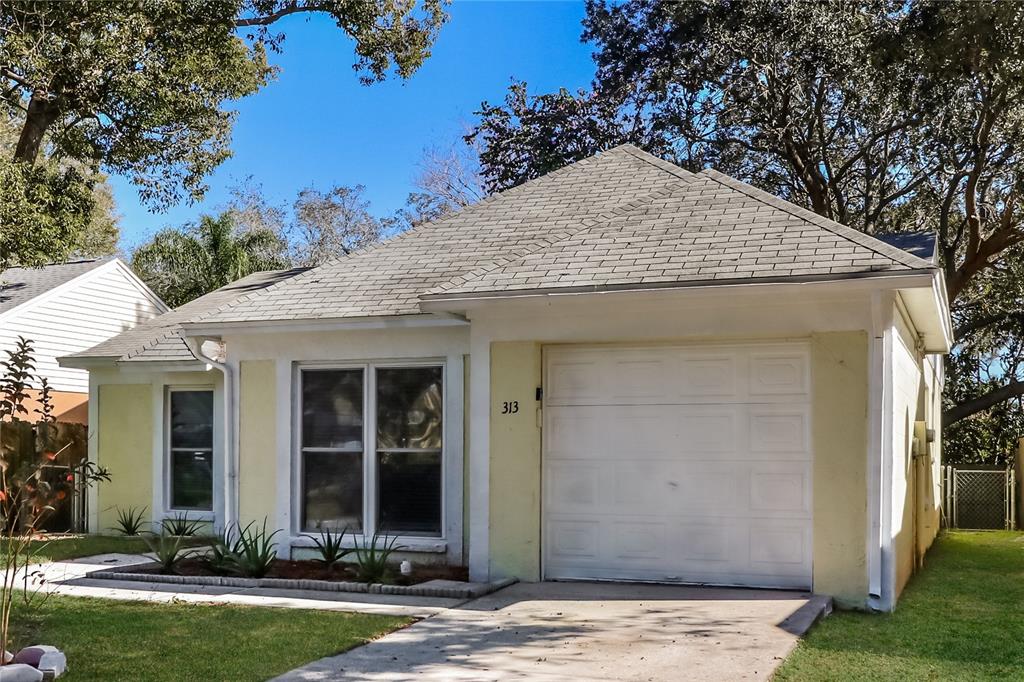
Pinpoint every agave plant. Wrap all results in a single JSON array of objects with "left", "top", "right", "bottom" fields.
[
  {"left": 113, "top": 506, "right": 147, "bottom": 536},
  {"left": 142, "top": 530, "right": 195, "bottom": 574},
  {"left": 352, "top": 532, "right": 402, "bottom": 584},
  {"left": 162, "top": 512, "right": 203, "bottom": 537},
  {"left": 225, "top": 519, "right": 280, "bottom": 579},
  {"left": 202, "top": 527, "right": 242, "bottom": 576},
  {"left": 311, "top": 527, "right": 352, "bottom": 569}
]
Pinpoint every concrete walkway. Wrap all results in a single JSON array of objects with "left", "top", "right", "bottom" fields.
[
  {"left": 273, "top": 581, "right": 831, "bottom": 682},
  {"left": 24, "top": 554, "right": 461, "bottom": 617}
]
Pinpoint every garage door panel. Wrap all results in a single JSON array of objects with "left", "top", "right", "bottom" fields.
[
  {"left": 749, "top": 353, "right": 810, "bottom": 396},
  {"left": 749, "top": 406, "right": 810, "bottom": 455},
  {"left": 543, "top": 342, "right": 812, "bottom": 589},
  {"left": 749, "top": 464, "right": 812, "bottom": 515}
]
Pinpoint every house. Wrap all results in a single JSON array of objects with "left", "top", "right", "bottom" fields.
[
  {"left": 61, "top": 145, "right": 951, "bottom": 611},
  {"left": 1, "top": 258, "right": 166, "bottom": 424}
]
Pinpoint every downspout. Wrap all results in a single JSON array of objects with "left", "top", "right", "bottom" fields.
[
  {"left": 867, "top": 292, "right": 896, "bottom": 611},
  {"left": 186, "top": 336, "right": 236, "bottom": 534}
]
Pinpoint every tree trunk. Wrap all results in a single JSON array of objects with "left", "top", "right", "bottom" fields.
[
  {"left": 943, "top": 380, "right": 1024, "bottom": 426},
  {"left": 13, "top": 92, "right": 58, "bottom": 164}
]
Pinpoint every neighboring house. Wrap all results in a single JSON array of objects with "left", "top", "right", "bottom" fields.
[
  {"left": 61, "top": 145, "right": 951, "bottom": 611},
  {"left": 0, "top": 258, "right": 167, "bottom": 424}
]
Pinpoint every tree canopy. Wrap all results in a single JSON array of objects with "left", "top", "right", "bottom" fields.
[
  {"left": 131, "top": 213, "right": 289, "bottom": 308},
  {"left": 0, "top": 0, "right": 446, "bottom": 268},
  {"left": 467, "top": 0, "right": 1024, "bottom": 463}
]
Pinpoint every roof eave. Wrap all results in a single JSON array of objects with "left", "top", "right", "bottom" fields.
[
  {"left": 180, "top": 312, "right": 469, "bottom": 337},
  {"left": 420, "top": 268, "right": 940, "bottom": 311},
  {"left": 898, "top": 270, "right": 953, "bottom": 353}
]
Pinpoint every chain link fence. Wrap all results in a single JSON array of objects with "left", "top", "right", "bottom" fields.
[{"left": 943, "top": 467, "right": 1016, "bottom": 530}]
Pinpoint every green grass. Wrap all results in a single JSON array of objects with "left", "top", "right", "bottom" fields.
[
  {"left": 14, "top": 535, "right": 209, "bottom": 563},
  {"left": 775, "top": 531, "right": 1024, "bottom": 681},
  {"left": 8, "top": 594, "right": 408, "bottom": 681}
]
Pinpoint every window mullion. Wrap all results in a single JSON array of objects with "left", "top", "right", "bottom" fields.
[{"left": 365, "top": 364, "right": 376, "bottom": 540}]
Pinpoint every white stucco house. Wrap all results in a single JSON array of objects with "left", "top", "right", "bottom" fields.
[{"left": 63, "top": 145, "right": 951, "bottom": 610}]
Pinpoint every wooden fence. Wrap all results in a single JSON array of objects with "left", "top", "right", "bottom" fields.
[{"left": 0, "top": 420, "right": 89, "bottom": 532}]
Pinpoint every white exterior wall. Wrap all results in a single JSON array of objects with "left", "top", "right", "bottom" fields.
[{"left": 0, "top": 262, "right": 165, "bottom": 393}]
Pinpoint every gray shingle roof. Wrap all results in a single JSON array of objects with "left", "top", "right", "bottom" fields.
[
  {"left": 426, "top": 169, "right": 933, "bottom": 298},
  {"left": 78, "top": 145, "right": 938, "bottom": 358},
  {"left": 876, "top": 232, "right": 938, "bottom": 265},
  {"left": 0, "top": 259, "right": 112, "bottom": 317},
  {"left": 67, "top": 268, "right": 308, "bottom": 363},
  {"left": 189, "top": 145, "right": 934, "bottom": 324},
  {"left": 192, "top": 146, "right": 688, "bottom": 324}
]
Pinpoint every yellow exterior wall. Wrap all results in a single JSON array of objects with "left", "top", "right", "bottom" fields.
[
  {"left": 96, "top": 384, "right": 153, "bottom": 532},
  {"left": 811, "top": 331, "right": 870, "bottom": 607},
  {"left": 488, "top": 342, "right": 542, "bottom": 580},
  {"left": 237, "top": 360, "right": 277, "bottom": 526}
]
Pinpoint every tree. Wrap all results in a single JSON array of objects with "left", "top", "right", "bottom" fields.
[
  {"left": 0, "top": 0, "right": 446, "bottom": 267},
  {"left": 0, "top": 116, "right": 119, "bottom": 265},
  {"left": 222, "top": 179, "right": 394, "bottom": 266},
  {"left": 291, "top": 185, "right": 392, "bottom": 265},
  {"left": 132, "top": 213, "right": 289, "bottom": 308},
  {"left": 467, "top": 0, "right": 1024, "bottom": 460},
  {"left": 402, "top": 142, "right": 486, "bottom": 226}
]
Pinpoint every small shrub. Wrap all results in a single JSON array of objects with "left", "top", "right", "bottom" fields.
[
  {"left": 352, "top": 532, "right": 402, "bottom": 584},
  {"left": 113, "top": 506, "right": 147, "bottom": 536},
  {"left": 226, "top": 519, "right": 280, "bottom": 578},
  {"left": 312, "top": 527, "right": 352, "bottom": 568},
  {"left": 142, "top": 531, "right": 194, "bottom": 574},
  {"left": 162, "top": 512, "right": 202, "bottom": 537}
]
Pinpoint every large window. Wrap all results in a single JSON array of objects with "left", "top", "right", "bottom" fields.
[
  {"left": 168, "top": 389, "right": 214, "bottom": 511},
  {"left": 299, "top": 364, "right": 443, "bottom": 537}
]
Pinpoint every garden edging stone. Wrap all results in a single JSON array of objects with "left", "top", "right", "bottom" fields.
[{"left": 87, "top": 564, "right": 516, "bottom": 599}]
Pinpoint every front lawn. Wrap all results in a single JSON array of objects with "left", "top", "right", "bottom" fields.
[
  {"left": 9, "top": 595, "right": 408, "bottom": 681},
  {"left": 11, "top": 535, "right": 207, "bottom": 563},
  {"left": 776, "top": 531, "right": 1024, "bottom": 680}
]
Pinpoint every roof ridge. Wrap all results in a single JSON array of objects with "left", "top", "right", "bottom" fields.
[
  {"left": 698, "top": 169, "right": 933, "bottom": 270},
  {"left": 121, "top": 328, "right": 190, "bottom": 362},
  {"left": 187, "top": 146, "right": 657, "bottom": 326},
  {"left": 616, "top": 145, "right": 695, "bottom": 182},
  {"left": 427, "top": 174, "right": 694, "bottom": 296}
]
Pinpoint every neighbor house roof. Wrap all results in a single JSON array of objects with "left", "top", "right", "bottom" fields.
[
  {"left": 65, "top": 268, "right": 308, "bottom": 365},
  {"left": 0, "top": 258, "right": 114, "bottom": 318},
  {"left": 71, "top": 144, "right": 940, "bottom": 362}
]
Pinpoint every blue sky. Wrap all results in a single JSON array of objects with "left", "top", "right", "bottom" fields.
[{"left": 110, "top": 1, "right": 596, "bottom": 250}]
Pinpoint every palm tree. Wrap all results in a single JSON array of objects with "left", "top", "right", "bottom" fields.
[{"left": 132, "top": 213, "right": 290, "bottom": 308}]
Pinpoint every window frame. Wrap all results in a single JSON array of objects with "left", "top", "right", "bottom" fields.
[
  {"left": 293, "top": 359, "right": 446, "bottom": 542},
  {"left": 165, "top": 386, "right": 216, "bottom": 514}
]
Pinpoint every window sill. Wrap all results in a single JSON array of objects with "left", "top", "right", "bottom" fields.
[
  {"left": 161, "top": 510, "right": 215, "bottom": 522},
  {"left": 289, "top": 534, "right": 447, "bottom": 554}
]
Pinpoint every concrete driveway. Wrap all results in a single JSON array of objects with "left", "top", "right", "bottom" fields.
[{"left": 274, "top": 582, "right": 831, "bottom": 682}]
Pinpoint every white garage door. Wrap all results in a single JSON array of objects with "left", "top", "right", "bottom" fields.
[{"left": 543, "top": 343, "right": 812, "bottom": 589}]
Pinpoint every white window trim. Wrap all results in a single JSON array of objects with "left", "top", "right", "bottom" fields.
[
  {"left": 292, "top": 359, "right": 447, "bottom": 546},
  {"left": 164, "top": 386, "right": 216, "bottom": 520}
]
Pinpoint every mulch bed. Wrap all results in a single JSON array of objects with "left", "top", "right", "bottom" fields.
[{"left": 139, "top": 557, "right": 469, "bottom": 586}]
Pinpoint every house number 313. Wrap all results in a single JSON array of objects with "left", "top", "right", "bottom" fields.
[{"left": 501, "top": 400, "right": 519, "bottom": 415}]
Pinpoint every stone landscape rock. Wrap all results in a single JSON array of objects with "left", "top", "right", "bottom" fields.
[
  {"left": 13, "top": 647, "right": 57, "bottom": 668},
  {"left": 35, "top": 652, "right": 65, "bottom": 679},
  {"left": 0, "top": 664, "right": 44, "bottom": 682}
]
